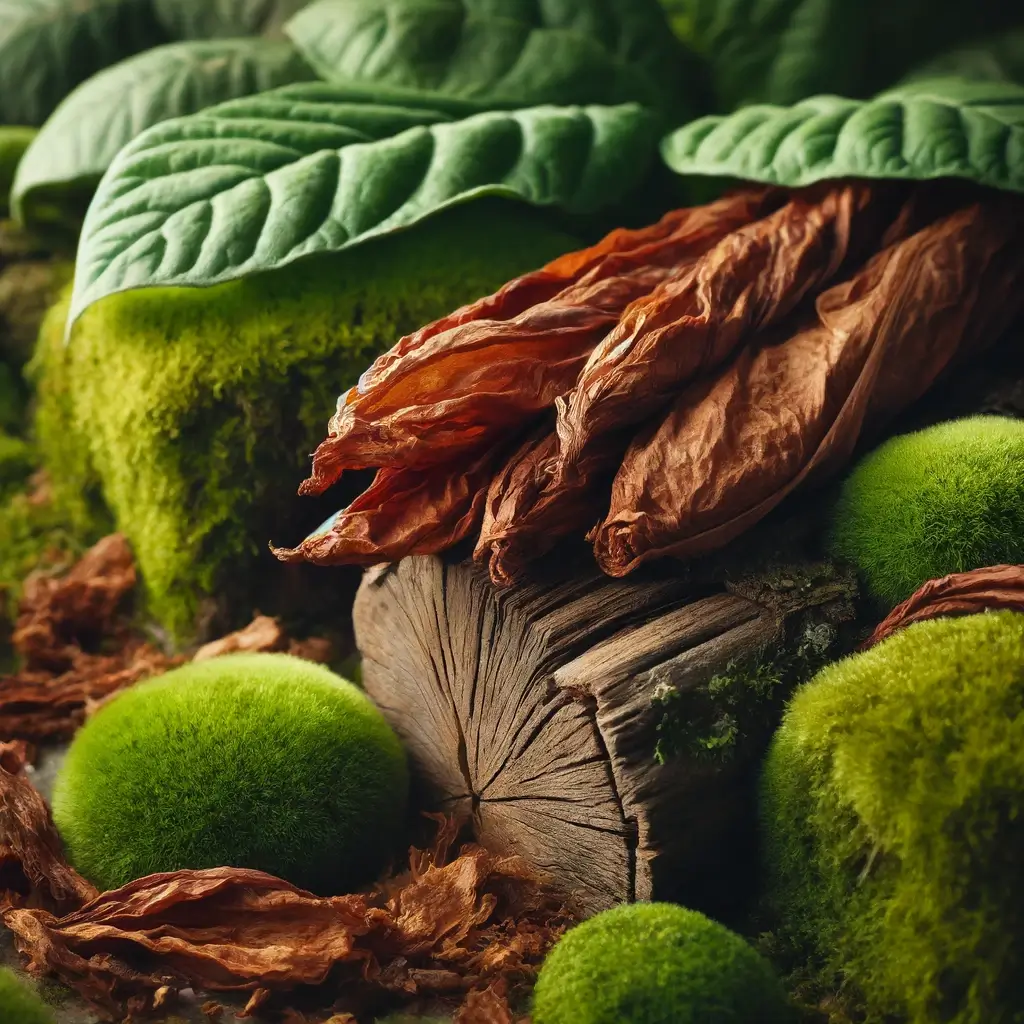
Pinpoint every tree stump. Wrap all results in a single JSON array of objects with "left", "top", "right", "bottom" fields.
[{"left": 353, "top": 552, "right": 856, "bottom": 916}]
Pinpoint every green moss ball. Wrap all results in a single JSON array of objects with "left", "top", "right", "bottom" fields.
[
  {"left": 761, "top": 610, "right": 1024, "bottom": 1023},
  {"left": 52, "top": 652, "right": 408, "bottom": 894},
  {"left": 531, "top": 902, "right": 794, "bottom": 1024},
  {"left": 0, "top": 968, "right": 55, "bottom": 1024},
  {"left": 829, "top": 416, "right": 1024, "bottom": 607}
]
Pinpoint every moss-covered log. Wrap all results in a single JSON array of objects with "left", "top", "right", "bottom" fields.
[{"left": 353, "top": 550, "right": 856, "bottom": 916}]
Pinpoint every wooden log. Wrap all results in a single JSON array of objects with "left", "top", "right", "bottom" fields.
[{"left": 353, "top": 551, "right": 856, "bottom": 916}]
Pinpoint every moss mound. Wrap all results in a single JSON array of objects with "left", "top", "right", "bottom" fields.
[
  {"left": 0, "top": 968, "right": 55, "bottom": 1024},
  {"left": 761, "top": 610, "right": 1024, "bottom": 1024},
  {"left": 531, "top": 902, "right": 794, "bottom": 1024},
  {"left": 0, "top": 432, "right": 32, "bottom": 496},
  {"left": 32, "top": 200, "right": 580, "bottom": 639},
  {"left": 52, "top": 652, "right": 409, "bottom": 894},
  {"left": 829, "top": 416, "right": 1024, "bottom": 607}
]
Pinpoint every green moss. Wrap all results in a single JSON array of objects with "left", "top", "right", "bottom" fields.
[
  {"left": 829, "top": 416, "right": 1024, "bottom": 608},
  {"left": 532, "top": 902, "right": 794, "bottom": 1024},
  {"left": 761, "top": 610, "right": 1024, "bottom": 1024},
  {"left": 52, "top": 652, "right": 409, "bottom": 894},
  {"left": 0, "top": 968, "right": 56, "bottom": 1024},
  {"left": 653, "top": 620, "right": 840, "bottom": 765},
  {"left": 32, "top": 200, "right": 580, "bottom": 640},
  {"left": 0, "top": 432, "right": 32, "bottom": 495}
]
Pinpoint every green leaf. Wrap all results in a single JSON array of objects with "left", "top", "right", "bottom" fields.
[
  {"left": 686, "top": 0, "right": 1022, "bottom": 111},
  {"left": 285, "top": 0, "right": 698, "bottom": 119},
  {"left": 69, "top": 87, "right": 659, "bottom": 328},
  {"left": 0, "top": 0, "right": 168, "bottom": 126},
  {"left": 153, "top": 0, "right": 312, "bottom": 39},
  {"left": 11, "top": 40, "right": 317, "bottom": 231},
  {"left": 661, "top": 77, "right": 1024, "bottom": 194},
  {"left": 0, "top": 125, "right": 34, "bottom": 214},
  {"left": 903, "top": 29, "right": 1024, "bottom": 87}
]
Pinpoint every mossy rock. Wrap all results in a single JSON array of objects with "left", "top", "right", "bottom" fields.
[
  {"left": 52, "top": 652, "right": 409, "bottom": 894},
  {"left": 532, "top": 902, "right": 795, "bottom": 1024},
  {"left": 32, "top": 200, "right": 581, "bottom": 640},
  {"left": 0, "top": 967, "right": 56, "bottom": 1024},
  {"left": 761, "top": 610, "right": 1024, "bottom": 1024},
  {"left": 828, "top": 416, "right": 1024, "bottom": 608}
]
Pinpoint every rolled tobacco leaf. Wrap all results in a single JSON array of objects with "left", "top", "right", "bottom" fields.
[
  {"left": 282, "top": 180, "right": 1024, "bottom": 586},
  {"left": 592, "top": 196, "right": 1024, "bottom": 574},
  {"left": 297, "top": 188, "right": 777, "bottom": 496}
]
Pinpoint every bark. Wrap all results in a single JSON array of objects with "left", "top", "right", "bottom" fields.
[{"left": 353, "top": 549, "right": 856, "bottom": 916}]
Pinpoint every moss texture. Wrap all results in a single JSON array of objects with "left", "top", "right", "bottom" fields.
[
  {"left": 32, "top": 200, "right": 580, "bottom": 640},
  {"left": 52, "top": 652, "right": 408, "bottom": 894},
  {"left": 761, "top": 610, "right": 1024, "bottom": 1024},
  {"left": 532, "top": 902, "right": 794, "bottom": 1024},
  {"left": 829, "top": 416, "right": 1024, "bottom": 607},
  {"left": 0, "top": 968, "right": 56, "bottom": 1024}
]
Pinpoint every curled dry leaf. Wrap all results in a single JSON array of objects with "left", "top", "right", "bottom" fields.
[
  {"left": 592, "top": 197, "right": 1024, "bottom": 574},
  {"left": 1, "top": 764, "right": 568, "bottom": 1023},
  {"left": 297, "top": 188, "right": 776, "bottom": 497},
  {"left": 278, "top": 448, "right": 504, "bottom": 566},
  {"left": 864, "top": 564, "right": 1024, "bottom": 649},
  {"left": 193, "top": 614, "right": 333, "bottom": 664},
  {"left": 551, "top": 182, "right": 903, "bottom": 478},
  {"left": 0, "top": 534, "right": 184, "bottom": 745}
]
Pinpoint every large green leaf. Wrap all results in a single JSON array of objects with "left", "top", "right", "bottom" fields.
[
  {"left": 69, "top": 87, "right": 659, "bottom": 328},
  {"left": 686, "top": 0, "right": 1022, "bottom": 111},
  {"left": 11, "top": 39, "right": 317, "bottom": 231},
  {"left": 903, "top": 29, "right": 1024, "bottom": 87},
  {"left": 153, "top": 0, "right": 312, "bottom": 39},
  {"left": 661, "top": 77, "right": 1024, "bottom": 193},
  {"left": 285, "top": 0, "right": 699, "bottom": 119},
  {"left": 0, "top": 0, "right": 168, "bottom": 126}
]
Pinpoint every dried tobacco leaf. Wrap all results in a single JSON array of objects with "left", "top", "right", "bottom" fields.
[
  {"left": 593, "top": 197, "right": 1024, "bottom": 575},
  {"left": 1, "top": 768, "right": 567, "bottom": 1023},
  {"left": 297, "top": 189, "right": 777, "bottom": 497},
  {"left": 193, "top": 615, "right": 333, "bottom": 664},
  {"left": 277, "top": 447, "right": 504, "bottom": 566},
  {"left": 0, "top": 745, "right": 98, "bottom": 913},
  {"left": 552, "top": 182, "right": 907, "bottom": 480},
  {"left": 0, "top": 534, "right": 183, "bottom": 744},
  {"left": 864, "top": 564, "right": 1024, "bottom": 648}
]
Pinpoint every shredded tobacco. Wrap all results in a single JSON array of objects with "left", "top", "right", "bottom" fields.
[
  {"left": 864, "top": 564, "right": 1024, "bottom": 648},
  {"left": 279, "top": 181, "right": 1024, "bottom": 587},
  {"left": 0, "top": 535, "right": 183, "bottom": 746},
  {"left": 0, "top": 749, "right": 566, "bottom": 1023}
]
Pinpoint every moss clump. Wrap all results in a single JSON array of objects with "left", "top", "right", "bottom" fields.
[
  {"left": 32, "top": 200, "right": 580, "bottom": 639},
  {"left": 0, "top": 968, "right": 56, "bottom": 1024},
  {"left": 761, "top": 610, "right": 1024, "bottom": 1024},
  {"left": 0, "top": 432, "right": 33, "bottom": 495},
  {"left": 532, "top": 902, "right": 795, "bottom": 1024},
  {"left": 52, "top": 652, "right": 409, "bottom": 894},
  {"left": 829, "top": 416, "right": 1024, "bottom": 607}
]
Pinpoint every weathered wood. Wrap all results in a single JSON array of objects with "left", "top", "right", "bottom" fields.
[{"left": 354, "top": 553, "right": 855, "bottom": 916}]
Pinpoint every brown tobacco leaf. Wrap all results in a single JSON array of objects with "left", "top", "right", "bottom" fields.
[
  {"left": 277, "top": 446, "right": 502, "bottom": 566},
  {"left": 298, "top": 189, "right": 777, "bottom": 497},
  {"left": 2, "top": 781, "right": 567, "bottom": 1022},
  {"left": 0, "top": 745, "right": 99, "bottom": 913},
  {"left": 592, "top": 196, "right": 1024, "bottom": 575},
  {"left": 864, "top": 565, "right": 1024, "bottom": 649},
  {"left": 193, "top": 615, "right": 333, "bottom": 664},
  {"left": 552, "top": 182, "right": 906, "bottom": 481},
  {"left": 1, "top": 535, "right": 183, "bottom": 745}
]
